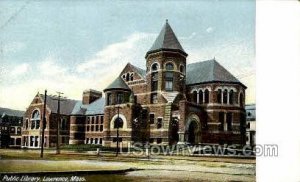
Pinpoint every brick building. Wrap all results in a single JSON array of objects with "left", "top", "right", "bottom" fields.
[{"left": 21, "top": 21, "right": 247, "bottom": 148}]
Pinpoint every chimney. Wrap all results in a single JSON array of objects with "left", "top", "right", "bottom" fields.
[{"left": 82, "top": 89, "right": 102, "bottom": 105}]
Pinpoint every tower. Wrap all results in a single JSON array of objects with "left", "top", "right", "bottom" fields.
[{"left": 145, "top": 20, "right": 188, "bottom": 104}]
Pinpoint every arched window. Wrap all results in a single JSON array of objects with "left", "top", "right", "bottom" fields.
[
  {"left": 130, "top": 73, "right": 134, "bottom": 81},
  {"left": 199, "top": 90, "right": 203, "bottom": 104},
  {"left": 166, "top": 63, "right": 174, "bottom": 70},
  {"left": 114, "top": 117, "right": 123, "bottom": 129},
  {"left": 179, "top": 65, "right": 184, "bottom": 73},
  {"left": 192, "top": 91, "right": 197, "bottom": 103},
  {"left": 126, "top": 73, "right": 130, "bottom": 81},
  {"left": 31, "top": 110, "right": 40, "bottom": 130},
  {"left": 204, "top": 89, "right": 209, "bottom": 103},
  {"left": 223, "top": 89, "right": 228, "bottom": 104},
  {"left": 217, "top": 89, "right": 222, "bottom": 103},
  {"left": 239, "top": 93, "right": 244, "bottom": 107},
  {"left": 229, "top": 90, "right": 234, "bottom": 104},
  {"left": 151, "top": 63, "right": 158, "bottom": 72}
]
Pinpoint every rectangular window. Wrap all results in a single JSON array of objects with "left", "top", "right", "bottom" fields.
[
  {"left": 219, "top": 112, "right": 224, "bottom": 131},
  {"left": 86, "top": 138, "right": 89, "bottom": 144},
  {"left": 96, "top": 116, "right": 99, "bottom": 124},
  {"left": 36, "top": 120, "right": 40, "bottom": 129},
  {"left": 227, "top": 113, "right": 233, "bottom": 131},
  {"left": 87, "top": 125, "right": 90, "bottom": 132},
  {"left": 99, "top": 138, "right": 103, "bottom": 145},
  {"left": 117, "top": 92, "right": 124, "bottom": 104},
  {"left": 113, "top": 137, "right": 122, "bottom": 142},
  {"left": 31, "top": 121, "right": 35, "bottom": 129},
  {"left": 150, "top": 114, "right": 155, "bottom": 124},
  {"left": 91, "top": 125, "right": 94, "bottom": 131},
  {"left": 95, "top": 138, "right": 98, "bottom": 144},
  {"left": 107, "top": 93, "right": 112, "bottom": 105},
  {"left": 149, "top": 138, "right": 154, "bottom": 143},
  {"left": 100, "top": 116, "right": 104, "bottom": 124},
  {"left": 165, "top": 72, "right": 173, "bottom": 91},
  {"left": 151, "top": 72, "right": 158, "bottom": 91},
  {"left": 165, "top": 81, "right": 173, "bottom": 91},
  {"left": 151, "top": 93, "right": 158, "bottom": 104},
  {"left": 91, "top": 138, "right": 94, "bottom": 144},
  {"left": 92, "top": 117, "right": 94, "bottom": 124},
  {"left": 157, "top": 118, "right": 163, "bottom": 129},
  {"left": 100, "top": 125, "right": 103, "bottom": 132},
  {"left": 96, "top": 125, "right": 99, "bottom": 131}
]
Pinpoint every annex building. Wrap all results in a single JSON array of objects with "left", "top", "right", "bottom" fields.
[{"left": 21, "top": 21, "right": 247, "bottom": 148}]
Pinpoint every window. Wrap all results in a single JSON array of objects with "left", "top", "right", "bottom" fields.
[
  {"left": 96, "top": 116, "right": 99, "bottom": 124},
  {"left": 149, "top": 138, "right": 154, "bottom": 143},
  {"left": 126, "top": 73, "right": 130, "bottom": 82},
  {"left": 114, "top": 118, "right": 123, "bottom": 129},
  {"left": 227, "top": 113, "right": 233, "bottom": 131},
  {"left": 34, "top": 136, "right": 38, "bottom": 147},
  {"left": 217, "top": 89, "right": 222, "bottom": 103},
  {"left": 117, "top": 92, "right": 124, "bottom": 104},
  {"left": 151, "top": 63, "right": 158, "bottom": 72},
  {"left": 16, "top": 138, "right": 21, "bottom": 145},
  {"left": 107, "top": 93, "right": 112, "bottom": 105},
  {"left": 100, "top": 125, "right": 103, "bottom": 132},
  {"left": 130, "top": 73, "right": 134, "bottom": 81},
  {"left": 61, "top": 118, "right": 67, "bottom": 130},
  {"left": 151, "top": 72, "right": 158, "bottom": 91},
  {"left": 179, "top": 65, "right": 184, "bottom": 73},
  {"left": 99, "top": 138, "right": 103, "bottom": 145},
  {"left": 165, "top": 72, "right": 173, "bottom": 91},
  {"left": 150, "top": 114, "right": 155, "bottom": 124},
  {"left": 96, "top": 125, "right": 99, "bottom": 131},
  {"left": 91, "top": 125, "right": 94, "bottom": 131},
  {"left": 91, "top": 138, "right": 94, "bottom": 144},
  {"left": 92, "top": 117, "right": 94, "bottom": 124},
  {"left": 31, "top": 110, "right": 40, "bottom": 129},
  {"left": 151, "top": 93, "right": 158, "bottom": 104},
  {"left": 100, "top": 116, "right": 104, "bottom": 124},
  {"left": 229, "top": 90, "right": 234, "bottom": 104},
  {"left": 239, "top": 93, "right": 244, "bottom": 107},
  {"left": 157, "top": 118, "right": 163, "bottom": 129},
  {"left": 87, "top": 117, "right": 90, "bottom": 124},
  {"left": 199, "top": 90, "right": 203, "bottom": 104},
  {"left": 204, "top": 89, "right": 209, "bottom": 103},
  {"left": 86, "top": 125, "right": 90, "bottom": 132},
  {"left": 10, "top": 127, "right": 15, "bottom": 134},
  {"left": 95, "top": 138, "right": 98, "bottom": 144},
  {"left": 17, "top": 127, "right": 21, "bottom": 134},
  {"left": 166, "top": 63, "right": 174, "bottom": 70},
  {"left": 86, "top": 138, "right": 89, "bottom": 144},
  {"left": 30, "top": 136, "right": 34, "bottom": 146},
  {"left": 31, "top": 121, "right": 35, "bottom": 129},
  {"left": 192, "top": 91, "right": 197, "bottom": 103},
  {"left": 219, "top": 112, "right": 225, "bottom": 131},
  {"left": 157, "top": 138, "right": 162, "bottom": 144},
  {"left": 223, "top": 89, "right": 228, "bottom": 104}
]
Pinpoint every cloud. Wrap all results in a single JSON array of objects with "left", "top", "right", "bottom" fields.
[
  {"left": 179, "top": 32, "right": 197, "bottom": 40},
  {"left": 11, "top": 63, "right": 29, "bottom": 76},
  {"left": 206, "top": 27, "right": 214, "bottom": 33},
  {"left": 39, "top": 57, "right": 67, "bottom": 76}
]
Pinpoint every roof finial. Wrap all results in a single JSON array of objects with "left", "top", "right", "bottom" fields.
[{"left": 166, "top": 19, "right": 168, "bottom": 23}]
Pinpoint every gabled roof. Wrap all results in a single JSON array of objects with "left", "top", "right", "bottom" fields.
[
  {"left": 104, "top": 76, "right": 131, "bottom": 92},
  {"left": 146, "top": 20, "right": 187, "bottom": 57},
  {"left": 186, "top": 59, "right": 245, "bottom": 87},
  {"left": 130, "top": 64, "right": 146, "bottom": 79},
  {"left": 40, "top": 94, "right": 79, "bottom": 115},
  {"left": 71, "top": 97, "right": 105, "bottom": 115}
]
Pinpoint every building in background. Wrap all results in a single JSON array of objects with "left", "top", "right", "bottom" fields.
[
  {"left": 245, "top": 104, "right": 256, "bottom": 146},
  {"left": 0, "top": 108, "right": 24, "bottom": 148}
]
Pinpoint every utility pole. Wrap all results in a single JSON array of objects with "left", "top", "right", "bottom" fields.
[
  {"left": 52, "top": 91, "right": 65, "bottom": 155},
  {"left": 116, "top": 105, "right": 121, "bottom": 157},
  {"left": 40, "top": 90, "right": 47, "bottom": 158}
]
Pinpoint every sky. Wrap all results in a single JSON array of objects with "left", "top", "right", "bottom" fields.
[{"left": 0, "top": 0, "right": 255, "bottom": 110}]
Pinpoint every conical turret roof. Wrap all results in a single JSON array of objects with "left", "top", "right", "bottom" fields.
[{"left": 146, "top": 20, "right": 187, "bottom": 57}]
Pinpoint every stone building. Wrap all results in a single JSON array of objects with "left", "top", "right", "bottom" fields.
[{"left": 21, "top": 21, "right": 247, "bottom": 148}]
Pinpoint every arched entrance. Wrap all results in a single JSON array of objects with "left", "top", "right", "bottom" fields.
[
  {"left": 169, "top": 118, "right": 179, "bottom": 145},
  {"left": 185, "top": 114, "right": 201, "bottom": 145}
]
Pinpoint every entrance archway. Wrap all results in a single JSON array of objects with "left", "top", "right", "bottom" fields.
[
  {"left": 169, "top": 118, "right": 179, "bottom": 145},
  {"left": 185, "top": 114, "right": 201, "bottom": 145}
]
